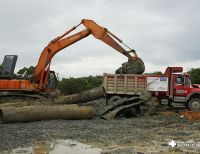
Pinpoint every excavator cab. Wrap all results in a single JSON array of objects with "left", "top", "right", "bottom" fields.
[
  {"left": 46, "top": 71, "right": 58, "bottom": 90},
  {"left": 0, "top": 55, "right": 18, "bottom": 79}
]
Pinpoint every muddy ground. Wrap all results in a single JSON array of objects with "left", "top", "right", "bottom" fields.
[{"left": 0, "top": 99, "right": 200, "bottom": 153}]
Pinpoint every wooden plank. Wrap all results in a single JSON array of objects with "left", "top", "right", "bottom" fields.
[
  {"left": 103, "top": 74, "right": 107, "bottom": 91},
  {"left": 107, "top": 83, "right": 114, "bottom": 87},
  {"left": 107, "top": 88, "right": 114, "bottom": 91},
  {"left": 116, "top": 83, "right": 124, "bottom": 86},
  {"left": 124, "top": 75, "right": 127, "bottom": 93},
  {"left": 134, "top": 76, "right": 137, "bottom": 92},
  {"left": 114, "top": 75, "right": 117, "bottom": 93}
]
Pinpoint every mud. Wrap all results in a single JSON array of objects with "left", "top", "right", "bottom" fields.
[
  {"left": 0, "top": 99, "right": 200, "bottom": 153},
  {"left": 7, "top": 139, "right": 102, "bottom": 154}
]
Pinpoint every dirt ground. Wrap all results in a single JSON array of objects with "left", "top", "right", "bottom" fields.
[{"left": 0, "top": 99, "right": 200, "bottom": 153}]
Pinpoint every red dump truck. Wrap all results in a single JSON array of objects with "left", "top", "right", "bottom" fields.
[{"left": 103, "top": 67, "right": 200, "bottom": 111}]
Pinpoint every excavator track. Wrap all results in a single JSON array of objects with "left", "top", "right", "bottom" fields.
[{"left": 0, "top": 91, "right": 55, "bottom": 104}]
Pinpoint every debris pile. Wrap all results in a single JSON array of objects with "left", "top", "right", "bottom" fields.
[{"left": 115, "top": 58, "right": 145, "bottom": 74}]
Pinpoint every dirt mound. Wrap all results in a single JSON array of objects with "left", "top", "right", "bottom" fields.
[{"left": 180, "top": 111, "right": 200, "bottom": 120}]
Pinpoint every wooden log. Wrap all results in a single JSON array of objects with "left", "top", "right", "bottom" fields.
[
  {"left": 0, "top": 104, "right": 94, "bottom": 123},
  {"left": 62, "top": 87, "right": 105, "bottom": 104}
]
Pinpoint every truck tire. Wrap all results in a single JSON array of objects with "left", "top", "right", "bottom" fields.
[
  {"left": 188, "top": 98, "right": 200, "bottom": 111},
  {"left": 109, "top": 96, "right": 122, "bottom": 104}
]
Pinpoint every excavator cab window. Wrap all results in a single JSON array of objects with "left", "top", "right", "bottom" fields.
[
  {"left": 0, "top": 55, "right": 18, "bottom": 79},
  {"left": 47, "top": 71, "right": 58, "bottom": 89}
]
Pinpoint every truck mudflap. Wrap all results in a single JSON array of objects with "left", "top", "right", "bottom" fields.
[{"left": 100, "top": 97, "right": 147, "bottom": 120}]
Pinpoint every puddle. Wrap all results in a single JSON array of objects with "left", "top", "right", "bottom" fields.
[{"left": 8, "top": 140, "right": 102, "bottom": 154}]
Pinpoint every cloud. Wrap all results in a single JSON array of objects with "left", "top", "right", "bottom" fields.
[{"left": 0, "top": 0, "right": 199, "bottom": 77}]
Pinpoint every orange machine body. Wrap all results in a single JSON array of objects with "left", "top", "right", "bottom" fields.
[{"left": 0, "top": 79, "right": 37, "bottom": 91}]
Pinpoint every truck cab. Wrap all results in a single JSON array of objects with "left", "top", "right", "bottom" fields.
[{"left": 164, "top": 67, "right": 200, "bottom": 111}]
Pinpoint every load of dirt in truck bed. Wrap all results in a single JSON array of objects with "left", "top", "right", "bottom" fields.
[{"left": 115, "top": 58, "right": 145, "bottom": 74}]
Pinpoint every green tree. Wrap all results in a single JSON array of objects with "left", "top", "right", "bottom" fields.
[
  {"left": 58, "top": 76, "right": 102, "bottom": 95},
  {"left": 17, "top": 66, "right": 36, "bottom": 79},
  {"left": 187, "top": 68, "right": 200, "bottom": 84}
]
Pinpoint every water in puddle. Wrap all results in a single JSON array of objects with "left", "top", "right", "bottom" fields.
[{"left": 9, "top": 139, "right": 102, "bottom": 154}]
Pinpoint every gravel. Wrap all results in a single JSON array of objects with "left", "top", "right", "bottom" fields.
[
  {"left": 0, "top": 114, "right": 200, "bottom": 153},
  {"left": 0, "top": 99, "right": 200, "bottom": 153}
]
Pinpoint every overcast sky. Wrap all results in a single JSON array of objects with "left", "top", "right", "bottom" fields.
[{"left": 0, "top": 0, "right": 199, "bottom": 78}]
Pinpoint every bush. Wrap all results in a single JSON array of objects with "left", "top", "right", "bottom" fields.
[{"left": 17, "top": 66, "right": 36, "bottom": 79}]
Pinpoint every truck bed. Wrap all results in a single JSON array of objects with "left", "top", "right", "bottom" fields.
[
  {"left": 103, "top": 73, "right": 168, "bottom": 96},
  {"left": 103, "top": 73, "right": 147, "bottom": 95}
]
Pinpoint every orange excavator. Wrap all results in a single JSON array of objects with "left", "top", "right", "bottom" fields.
[{"left": 0, "top": 19, "right": 144, "bottom": 95}]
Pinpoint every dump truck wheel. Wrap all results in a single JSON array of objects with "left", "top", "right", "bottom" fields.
[
  {"left": 188, "top": 98, "right": 200, "bottom": 111},
  {"left": 109, "top": 96, "right": 122, "bottom": 104}
]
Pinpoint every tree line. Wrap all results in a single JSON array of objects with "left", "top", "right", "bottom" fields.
[
  {"left": 9, "top": 66, "right": 200, "bottom": 95},
  {"left": 58, "top": 76, "right": 102, "bottom": 95}
]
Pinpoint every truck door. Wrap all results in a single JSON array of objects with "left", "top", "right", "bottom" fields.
[{"left": 173, "top": 74, "right": 190, "bottom": 102}]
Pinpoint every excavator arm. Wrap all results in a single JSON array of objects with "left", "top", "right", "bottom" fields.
[
  {"left": 81, "top": 19, "right": 138, "bottom": 59},
  {"left": 34, "top": 19, "right": 141, "bottom": 89}
]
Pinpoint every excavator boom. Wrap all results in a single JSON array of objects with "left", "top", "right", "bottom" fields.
[{"left": 81, "top": 19, "right": 137, "bottom": 59}]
